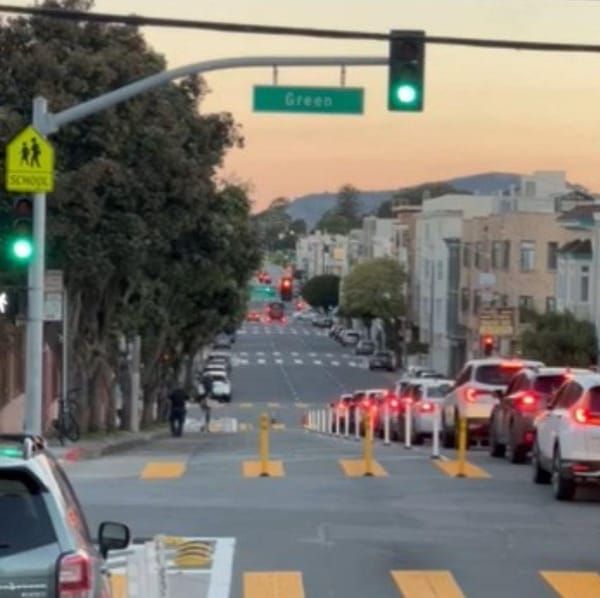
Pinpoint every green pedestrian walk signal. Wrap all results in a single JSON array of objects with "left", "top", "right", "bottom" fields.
[
  {"left": 388, "top": 30, "right": 425, "bottom": 112},
  {"left": 9, "top": 196, "right": 33, "bottom": 264}
]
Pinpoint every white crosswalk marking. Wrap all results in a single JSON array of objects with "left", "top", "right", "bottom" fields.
[
  {"left": 275, "top": 358, "right": 283, "bottom": 364},
  {"left": 292, "top": 352, "right": 299, "bottom": 356},
  {"left": 326, "top": 353, "right": 333, "bottom": 358},
  {"left": 258, "top": 358, "right": 266, "bottom": 364},
  {"left": 331, "top": 361, "right": 340, "bottom": 366},
  {"left": 273, "top": 351, "right": 281, "bottom": 356},
  {"left": 294, "top": 359, "right": 303, "bottom": 365},
  {"left": 309, "top": 352, "right": 317, "bottom": 357},
  {"left": 348, "top": 361, "right": 356, "bottom": 367},
  {"left": 313, "top": 360, "right": 322, "bottom": 365}
]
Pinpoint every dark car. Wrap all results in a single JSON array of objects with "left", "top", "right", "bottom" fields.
[
  {"left": 488, "top": 367, "right": 590, "bottom": 463},
  {"left": 0, "top": 434, "right": 130, "bottom": 597},
  {"left": 369, "top": 351, "right": 397, "bottom": 371}
]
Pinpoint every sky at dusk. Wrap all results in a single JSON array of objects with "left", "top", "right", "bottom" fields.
[{"left": 7, "top": 0, "right": 600, "bottom": 210}]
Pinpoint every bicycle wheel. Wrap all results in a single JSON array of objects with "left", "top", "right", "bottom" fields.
[{"left": 63, "top": 413, "right": 80, "bottom": 443}]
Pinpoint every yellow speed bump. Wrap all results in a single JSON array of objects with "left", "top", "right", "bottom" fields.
[
  {"left": 433, "top": 460, "right": 491, "bottom": 479},
  {"left": 391, "top": 571, "right": 465, "bottom": 598},
  {"left": 541, "top": 572, "right": 600, "bottom": 597},
  {"left": 339, "top": 459, "right": 388, "bottom": 477},
  {"left": 141, "top": 462, "right": 186, "bottom": 480},
  {"left": 173, "top": 541, "right": 213, "bottom": 569},
  {"left": 244, "top": 572, "right": 305, "bottom": 598}
]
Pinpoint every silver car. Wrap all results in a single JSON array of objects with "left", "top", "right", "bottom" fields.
[{"left": 0, "top": 434, "right": 130, "bottom": 598}]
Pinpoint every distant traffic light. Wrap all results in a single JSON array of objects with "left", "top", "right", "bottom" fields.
[
  {"left": 9, "top": 196, "right": 33, "bottom": 264},
  {"left": 388, "top": 30, "right": 425, "bottom": 112},
  {"left": 482, "top": 335, "right": 494, "bottom": 357},
  {"left": 280, "top": 277, "right": 293, "bottom": 302}
]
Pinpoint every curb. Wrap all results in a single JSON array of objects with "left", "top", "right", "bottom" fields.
[{"left": 53, "top": 429, "right": 170, "bottom": 463}]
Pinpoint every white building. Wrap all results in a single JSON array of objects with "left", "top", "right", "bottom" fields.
[{"left": 295, "top": 232, "right": 350, "bottom": 278}]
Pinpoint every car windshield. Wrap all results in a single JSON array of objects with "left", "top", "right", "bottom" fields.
[
  {"left": 0, "top": 471, "right": 57, "bottom": 557},
  {"left": 534, "top": 374, "right": 569, "bottom": 395},
  {"left": 426, "top": 383, "right": 453, "bottom": 398},
  {"left": 475, "top": 364, "right": 524, "bottom": 386}
]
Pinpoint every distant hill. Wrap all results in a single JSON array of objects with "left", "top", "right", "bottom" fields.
[{"left": 284, "top": 172, "right": 521, "bottom": 229}]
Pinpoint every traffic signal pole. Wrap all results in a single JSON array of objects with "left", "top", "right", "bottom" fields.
[
  {"left": 23, "top": 97, "right": 47, "bottom": 435},
  {"left": 24, "top": 54, "right": 396, "bottom": 435}
]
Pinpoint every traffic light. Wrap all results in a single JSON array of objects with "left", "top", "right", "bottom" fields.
[
  {"left": 9, "top": 196, "right": 33, "bottom": 264},
  {"left": 482, "top": 335, "right": 494, "bottom": 357},
  {"left": 388, "top": 30, "right": 425, "bottom": 112},
  {"left": 280, "top": 277, "right": 293, "bottom": 301}
]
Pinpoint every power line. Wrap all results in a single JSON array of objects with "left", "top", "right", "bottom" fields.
[{"left": 0, "top": 4, "right": 600, "bottom": 54}]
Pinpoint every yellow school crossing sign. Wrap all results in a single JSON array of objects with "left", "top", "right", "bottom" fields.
[{"left": 5, "top": 125, "right": 54, "bottom": 192}]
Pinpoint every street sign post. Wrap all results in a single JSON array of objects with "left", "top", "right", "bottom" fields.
[
  {"left": 5, "top": 125, "right": 55, "bottom": 192},
  {"left": 253, "top": 85, "right": 364, "bottom": 114}
]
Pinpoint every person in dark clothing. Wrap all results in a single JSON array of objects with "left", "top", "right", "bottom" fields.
[{"left": 168, "top": 387, "right": 189, "bottom": 437}]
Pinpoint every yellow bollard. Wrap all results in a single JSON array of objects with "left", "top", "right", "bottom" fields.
[
  {"left": 456, "top": 415, "right": 467, "bottom": 478},
  {"left": 259, "top": 412, "right": 270, "bottom": 477},
  {"left": 363, "top": 408, "right": 374, "bottom": 477}
]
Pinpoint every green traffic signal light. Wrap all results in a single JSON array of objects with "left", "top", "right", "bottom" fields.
[
  {"left": 388, "top": 30, "right": 425, "bottom": 112},
  {"left": 11, "top": 237, "right": 33, "bottom": 260}
]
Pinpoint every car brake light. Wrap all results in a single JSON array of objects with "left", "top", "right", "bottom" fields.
[
  {"left": 420, "top": 401, "right": 433, "bottom": 413},
  {"left": 572, "top": 463, "right": 591, "bottom": 472},
  {"left": 390, "top": 399, "right": 399, "bottom": 408},
  {"left": 518, "top": 394, "right": 538, "bottom": 410},
  {"left": 58, "top": 551, "right": 93, "bottom": 597},
  {"left": 466, "top": 388, "right": 481, "bottom": 402}
]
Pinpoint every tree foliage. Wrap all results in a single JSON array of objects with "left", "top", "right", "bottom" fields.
[
  {"left": 0, "top": 0, "right": 260, "bottom": 431},
  {"left": 301, "top": 274, "right": 340, "bottom": 310},
  {"left": 252, "top": 197, "right": 301, "bottom": 250},
  {"left": 376, "top": 183, "right": 470, "bottom": 217},
  {"left": 520, "top": 311, "right": 597, "bottom": 367},
  {"left": 316, "top": 184, "right": 361, "bottom": 234},
  {"left": 341, "top": 258, "right": 406, "bottom": 321}
]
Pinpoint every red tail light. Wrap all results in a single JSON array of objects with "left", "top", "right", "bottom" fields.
[
  {"left": 419, "top": 401, "right": 434, "bottom": 413},
  {"left": 58, "top": 551, "right": 93, "bottom": 597},
  {"left": 518, "top": 394, "right": 538, "bottom": 410},
  {"left": 390, "top": 399, "right": 399, "bottom": 408},
  {"left": 466, "top": 388, "right": 481, "bottom": 402}
]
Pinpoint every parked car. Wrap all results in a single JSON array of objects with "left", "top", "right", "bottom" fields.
[
  {"left": 369, "top": 350, "right": 397, "bottom": 371},
  {"left": 533, "top": 371, "right": 600, "bottom": 500},
  {"left": 339, "top": 330, "right": 361, "bottom": 346},
  {"left": 355, "top": 340, "right": 376, "bottom": 356},
  {"left": 489, "top": 367, "right": 588, "bottom": 463},
  {"left": 246, "top": 310, "right": 261, "bottom": 322},
  {"left": 199, "top": 370, "right": 232, "bottom": 402},
  {"left": 441, "top": 357, "right": 544, "bottom": 448},
  {"left": 0, "top": 434, "right": 131, "bottom": 597},
  {"left": 213, "top": 334, "right": 232, "bottom": 349}
]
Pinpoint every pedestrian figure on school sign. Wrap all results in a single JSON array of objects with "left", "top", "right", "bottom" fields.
[
  {"left": 20, "top": 142, "right": 29, "bottom": 166},
  {"left": 30, "top": 137, "right": 41, "bottom": 167}
]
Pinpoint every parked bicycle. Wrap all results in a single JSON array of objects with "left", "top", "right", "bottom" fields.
[{"left": 52, "top": 388, "right": 81, "bottom": 445}]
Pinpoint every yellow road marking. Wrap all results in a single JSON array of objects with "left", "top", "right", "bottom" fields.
[
  {"left": 433, "top": 459, "right": 491, "bottom": 479},
  {"left": 242, "top": 460, "right": 285, "bottom": 477},
  {"left": 173, "top": 541, "right": 213, "bottom": 569},
  {"left": 391, "top": 571, "right": 465, "bottom": 597},
  {"left": 110, "top": 574, "right": 127, "bottom": 598},
  {"left": 141, "top": 462, "right": 186, "bottom": 480},
  {"left": 243, "top": 571, "right": 305, "bottom": 598},
  {"left": 267, "top": 402, "right": 281, "bottom": 408},
  {"left": 338, "top": 459, "right": 388, "bottom": 477},
  {"left": 541, "top": 572, "right": 600, "bottom": 597}
]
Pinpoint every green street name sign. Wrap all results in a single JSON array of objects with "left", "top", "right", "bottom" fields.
[{"left": 253, "top": 85, "right": 364, "bottom": 115}]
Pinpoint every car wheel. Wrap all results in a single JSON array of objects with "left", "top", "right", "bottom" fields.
[
  {"left": 507, "top": 426, "right": 527, "bottom": 464},
  {"left": 552, "top": 446, "right": 576, "bottom": 501},
  {"left": 441, "top": 416, "right": 455, "bottom": 449},
  {"left": 488, "top": 418, "right": 505, "bottom": 458},
  {"left": 532, "top": 441, "right": 551, "bottom": 485}
]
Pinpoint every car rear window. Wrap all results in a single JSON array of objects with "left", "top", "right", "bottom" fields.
[
  {"left": 426, "top": 384, "right": 453, "bottom": 398},
  {"left": 588, "top": 387, "right": 600, "bottom": 413},
  {"left": 0, "top": 470, "right": 57, "bottom": 557},
  {"left": 475, "top": 365, "right": 523, "bottom": 386},
  {"left": 534, "top": 374, "right": 568, "bottom": 396}
]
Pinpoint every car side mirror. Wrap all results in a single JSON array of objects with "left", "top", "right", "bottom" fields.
[{"left": 98, "top": 521, "right": 130, "bottom": 559}]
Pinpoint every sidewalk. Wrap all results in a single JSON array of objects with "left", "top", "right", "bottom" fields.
[{"left": 49, "top": 426, "right": 169, "bottom": 462}]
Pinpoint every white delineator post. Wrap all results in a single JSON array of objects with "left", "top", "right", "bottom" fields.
[
  {"left": 321, "top": 409, "right": 327, "bottom": 433},
  {"left": 344, "top": 407, "right": 350, "bottom": 438},
  {"left": 404, "top": 401, "right": 412, "bottom": 449},
  {"left": 431, "top": 404, "right": 441, "bottom": 459},
  {"left": 383, "top": 402, "right": 391, "bottom": 446},
  {"left": 335, "top": 408, "right": 341, "bottom": 436},
  {"left": 327, "top": 407, "right": 333, "bottom": 435},
  {"left": 354, "top": 408, "right": 361, "bottom": 441}
]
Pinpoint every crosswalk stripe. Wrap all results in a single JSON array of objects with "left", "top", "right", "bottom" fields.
[
  {"left": 348, "top": 361, "right": 356, "bottom": 367},
  {"left": 294, "top": 359, "right": 303, "bottom": 365},
  {"left": 275, "top": 358, "right": 283, "bottom": 364},
  {"left": 243, "top": 572, "right": 305, "bottom": 598},
  {"left": 331, "top": 361, "right": 340, "bottom": 366},
  {"left": 391, "top": 571, "right": 465, "bottom": 597},
  {"left": 314, "top": 360, "right": 322, "bottom": 365},
  {"left": 540, "top": 572, "right": 600, "bottom": 597},
  {"left": 141, "top": 462, "right": 186, "bottom": 480},
  {"left": 258, "top": 359, "right": 266, "bottom": 364}
]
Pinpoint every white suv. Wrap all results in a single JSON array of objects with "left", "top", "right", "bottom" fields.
[
  {"left": 532, "top": 371, "right": 600, "bottom": 501},
  {"left": 441, "top": 357, "right": 543, "bottom": 448}
]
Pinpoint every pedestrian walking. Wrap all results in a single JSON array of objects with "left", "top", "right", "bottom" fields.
[
  {"left": 168, "top": 386, "right": 189, "bottom": 437},
  {"left": 199, "top": 395, "right": 212, "bottom": 432}
]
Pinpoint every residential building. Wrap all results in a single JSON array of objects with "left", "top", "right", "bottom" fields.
[
  {"left": 295, "top": 232, "right": 350, "bottom": 278},
  {"left": 360, "top": 216, "right": 395, "bottom": 260}
]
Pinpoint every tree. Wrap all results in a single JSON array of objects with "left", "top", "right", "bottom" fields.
[
  {"left": 336, "top": 184, "right": 360, "bottom": 222},
  {"left": 315, "top": 184, "right": 362, "bottom": 234},
  {"left": 520, "top": 311, "right": 597, "bottom": 367},
  {"left": 376, "top": 183, "right": 470, "bottom": 217},
  {"left": 301, "top": 275, "right": 340, "bottom": 310},
  {"left": 341, "top": 258, "right": 406, "bottom": 351},
  {"left": 0, "top": 1, "right": 260, "bottom": 431}
]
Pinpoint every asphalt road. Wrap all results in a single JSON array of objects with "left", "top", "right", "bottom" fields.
[{"left": 64, "top": 317, "right": 600, "bottom": 598}]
